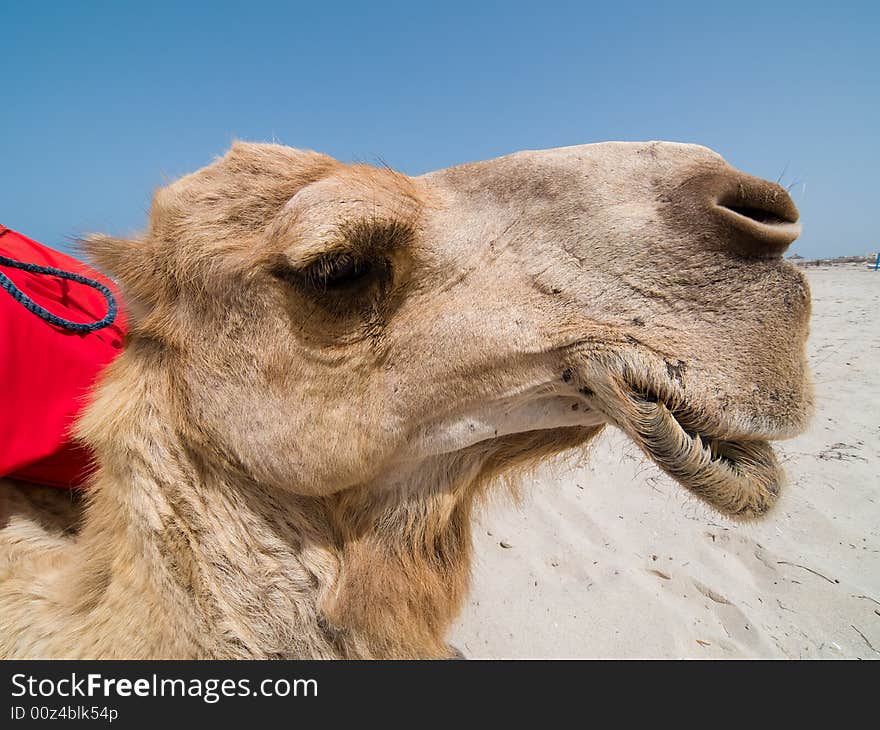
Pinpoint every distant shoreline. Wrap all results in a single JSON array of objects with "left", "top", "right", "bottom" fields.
[{"left": 789, "top": 255, "right": 878, "bottom": 268}]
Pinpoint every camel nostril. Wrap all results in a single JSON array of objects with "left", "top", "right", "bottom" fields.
[
  {"left": 665, "top": 168, "right": 802, "bottom": 259},
  {"left": 720, "top": 204, "right": 792, "bottom": 226},
  {"left": 713, "top": 176, "right": 801, "bottom": 257}
]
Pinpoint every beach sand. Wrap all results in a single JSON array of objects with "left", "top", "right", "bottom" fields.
[{"left": 451, "top": 265, "right": 880, "bottom": 658}]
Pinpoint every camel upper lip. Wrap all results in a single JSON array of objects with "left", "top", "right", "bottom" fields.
[{"left": 586, "top": 377, "right": 786, "bottom": 519}]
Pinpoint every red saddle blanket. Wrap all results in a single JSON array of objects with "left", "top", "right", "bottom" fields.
[{"left": 0, "top": 225, "right": 126, "bottom": 488}]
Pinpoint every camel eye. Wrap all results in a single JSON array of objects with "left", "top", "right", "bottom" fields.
[
  {"left": 270, "top": 251, "right": 386, "bottom": 306},
  {"left": 314, "top": 253, "right": 373, "bottom": 290}
]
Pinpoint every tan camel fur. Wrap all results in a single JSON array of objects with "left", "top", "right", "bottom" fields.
[{"left": 0, "top": 141, "right": 812, "bottom": 658}]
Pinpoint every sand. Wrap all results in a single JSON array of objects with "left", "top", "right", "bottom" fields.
[{"left": 451, "top": 265, "right": 880, "bottom": 658}]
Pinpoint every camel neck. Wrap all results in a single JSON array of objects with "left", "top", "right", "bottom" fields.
[
  {"left": 77, "top": 435, "right": 346, "bottom": 657},
  {"left": 72, "top": 358, "right": 474, "bottom": 658},
  {"left": 67, "top": 348, "right": 340, "bottom": 657}
]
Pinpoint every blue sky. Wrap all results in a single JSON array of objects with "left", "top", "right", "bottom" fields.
[{"left": 1, "top": 1, "right": 877, "bottom": 259}]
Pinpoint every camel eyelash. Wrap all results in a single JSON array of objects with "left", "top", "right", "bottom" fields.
[
  {"left": 337, "top": 217, "right": 416, "bottom": 257},
  {"left": 272, "top": 217, "right": 414, "bottom": 296},
  {"left": 270, "top": 247, "right": 391, "bottom": 307},
  {"left": 302, "top": 251, "right": 377, "bottom": 291}
]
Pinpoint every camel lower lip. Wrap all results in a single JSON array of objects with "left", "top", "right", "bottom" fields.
[{"left": 602, "top": 385, "right": 784, "bottom": 518}]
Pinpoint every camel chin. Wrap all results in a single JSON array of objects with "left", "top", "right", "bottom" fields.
[
  {"left": 600, "top": 387, "right": 786, "bottom": 520},
  {"left": 564, "top": 355, "right": 806, "bottom": 520}
]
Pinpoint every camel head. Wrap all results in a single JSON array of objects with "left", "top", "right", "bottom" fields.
[{"left": 84, "top": 141, "right": 811, "bottom": 519}]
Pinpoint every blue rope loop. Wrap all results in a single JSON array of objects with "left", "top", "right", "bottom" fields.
[{"left": 0, "top": 254, "right": 118, "bottom": 333}]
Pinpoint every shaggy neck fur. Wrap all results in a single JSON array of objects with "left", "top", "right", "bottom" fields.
[{"left": 10, "top": 347, "right": 475, "bottom": 659}]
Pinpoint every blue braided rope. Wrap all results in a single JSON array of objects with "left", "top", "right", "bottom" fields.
[{"left": 0, "top": 254, "right": 118, "bottom": 333}]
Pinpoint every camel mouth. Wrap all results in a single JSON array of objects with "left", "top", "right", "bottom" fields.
[{"left": 590, "top": 379, "right": 785, "bottom": 519}]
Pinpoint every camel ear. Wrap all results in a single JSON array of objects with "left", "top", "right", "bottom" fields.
[
  {"left": 81, "top": 234, "right": 145, "bottom": 280},
  {"left": 82, "top": 143, "right": 341, "bottom": 318},
  {"left": 147, "top": 141, "right": 341, "bottom": 250},
  {"left": 80, "top": 234, "right": 162, "bottom": 318}
]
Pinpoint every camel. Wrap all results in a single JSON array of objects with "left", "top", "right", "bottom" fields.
[{"left": 0, "top": 141, "right": 812, "bottom": 658}]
